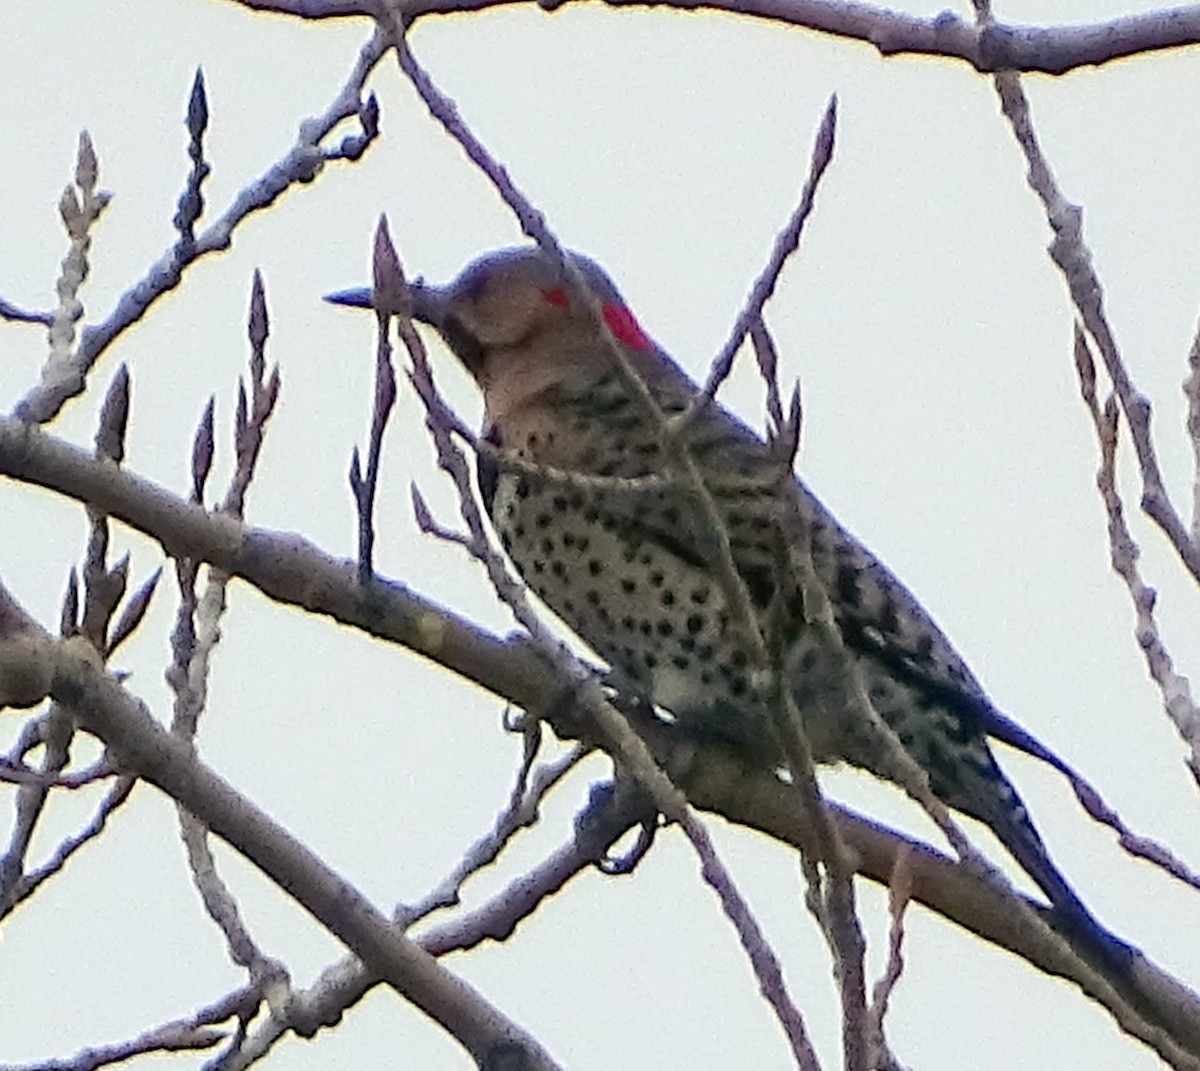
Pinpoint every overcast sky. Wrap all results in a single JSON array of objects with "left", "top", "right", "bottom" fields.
[{"left": 2, "top": 2, "right": 1199, "bottom": 1069}]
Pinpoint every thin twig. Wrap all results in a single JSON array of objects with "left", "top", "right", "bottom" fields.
[
  {"left": 996, "top": 71, "right": 1200, "bottom": 588},
  {"left": 167, "top": 276, "right": 289, "bottom": 1008},
  {"left": 5, "top": 414, "right": 1193, "bottom": 1048},
  {"left": 695, "top": 96, "right": 837, "bottom": 403},
  {"left": 866, "top": 849, "right": 913, "bottom": 1071},
  {"left": 1073, "top": 329, "right": 1200, "bottom": 783},
  {"left": 376, "top": 192, "right": 820, "bottom": 1062},
  {"left": 398, "top": 744, "right": 588, "bottom": 926},
  {"left": 350, "top": 220, "right": 400, "bottom": 582},
  {"left": 11, "top": 33, "right": 384, "bottom": 425},
  {"left": 1184, "top": 313, "right": 1200, "bottom": 543}
]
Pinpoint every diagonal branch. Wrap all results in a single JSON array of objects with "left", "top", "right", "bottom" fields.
[
  {"left": 2, "top": 423, "right": 1198, "bottom": 1062},
  {"left": 45, "top": 640, "right": 564, "bottom": 1071}
]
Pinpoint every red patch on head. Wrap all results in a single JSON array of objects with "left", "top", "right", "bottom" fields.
[
  {"left": 542, "top": 287, "right": 569, "bottom": 308},
  {"left": 603, "top": 302, "right": 651, "bottom": 351}
]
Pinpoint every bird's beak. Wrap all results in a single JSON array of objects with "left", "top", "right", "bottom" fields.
[
  {"left": 323, "top": 286, "right": 374, "bottom": 310},
  {"left": 324, "top": 280, "right": 451, "bottom": 329}
]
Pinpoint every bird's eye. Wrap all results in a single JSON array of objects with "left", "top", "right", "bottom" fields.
[{"left": 542, "top": 287, "right": 570, "bottom": 308}]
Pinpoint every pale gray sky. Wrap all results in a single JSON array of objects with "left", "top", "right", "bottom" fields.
[{"left": 1, "top": 2, "right": 1198, "bottom": 1068}]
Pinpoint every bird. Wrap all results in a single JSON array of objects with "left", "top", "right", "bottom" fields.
[{"left": 328, "top": 244, "right": 1130, "bottom": 975}]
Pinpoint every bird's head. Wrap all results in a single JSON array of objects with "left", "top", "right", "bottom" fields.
[{"left": 328, "top": 246, "right": 658, "bottom": 417}]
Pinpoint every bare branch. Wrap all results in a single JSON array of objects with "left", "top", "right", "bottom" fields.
[
  {"left": 10, "top": 32, "right": 385, "bottom": 425},
  {"left": 224, "top": 272, "right": 282, "bottom": 518},
  {"left": 350, "top": 220, "right": 400, "bottom": 581},
  {"left": 0, "top": 297, "right": 54, "bottom": 326},
  {"left": 106, "top": 567, "right": 161, "bottom": 656},
  {"left": 49, "top": 641, "right": 565, "bottom": 1071},
  {"left": 867, "top": 849, "right": 913, "bottom": 1071},
  {"left": 234, "top": 0, "right": 1200, "bottom": 74},
  {"left": 173, "top": 69, "right": 212, "bottom": 252},
  {"left": 1072, "top": 328, "right": 1200, "bottom": 783},
  {"left": 1185, "top": 313, "right": 1200, "bottom": 543},
  {"left": 996, "top": 70, "right": 1200, "bottom": 589},
  {"left": 4, "top": 414, "right": 1197, "bottom": 1055},
  {"left": 399, "top": 743, "right": 587, "bottom": 926},
  {"left": 698, "top": 95, "right": 837, "bottom": 402},
  {"left": 94, "top": 365, "right": 130, "bottom": 465},
  {"left": 9, "top": 775, "right": 136, "bottom": 909}
]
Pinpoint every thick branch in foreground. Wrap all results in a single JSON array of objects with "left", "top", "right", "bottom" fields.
[
  {"left": 44, "top": 639, "right": 561, "bottom": 1071},
  {"left": 2, "top": 417, "right": 1199, "bottom": 1068}
]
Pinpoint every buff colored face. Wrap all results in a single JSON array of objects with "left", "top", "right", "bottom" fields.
[{"left": 411, "top": 250, "right": 655, "bottom": 383}]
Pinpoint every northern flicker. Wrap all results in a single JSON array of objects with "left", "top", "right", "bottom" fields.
[{"left": 329, "top": 245, "right": 1130, "bottom": 973}]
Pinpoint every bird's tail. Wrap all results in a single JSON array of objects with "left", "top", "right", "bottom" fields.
[{"left": 974, "top": 766, "right": 1134, "bottom": 979}]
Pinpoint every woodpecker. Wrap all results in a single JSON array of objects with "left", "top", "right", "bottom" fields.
[{"left": 329, "top": 245, "right": 1129, "bottom": 973}]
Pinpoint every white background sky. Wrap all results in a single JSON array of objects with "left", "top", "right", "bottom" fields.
[{"left": 1, "top": 1, "right": 1199, "bottom": 1068}]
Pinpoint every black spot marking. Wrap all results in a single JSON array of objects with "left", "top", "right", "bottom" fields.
[
  {"left": 686, "top": 614, "right": 704, "bottom": 635},
  {"left": 835, "top": 563, "right": 860, "bottom": 607},
  {"left": 786, "top": 590, "right": 805, "bottom": 622},
  {"left": 741, "top": 566, "right": 775, "bottom": 608}
]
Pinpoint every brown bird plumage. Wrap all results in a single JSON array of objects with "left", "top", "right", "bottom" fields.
[{"left": 330, "top": 245, "right": 1129, "bottom": 974}]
